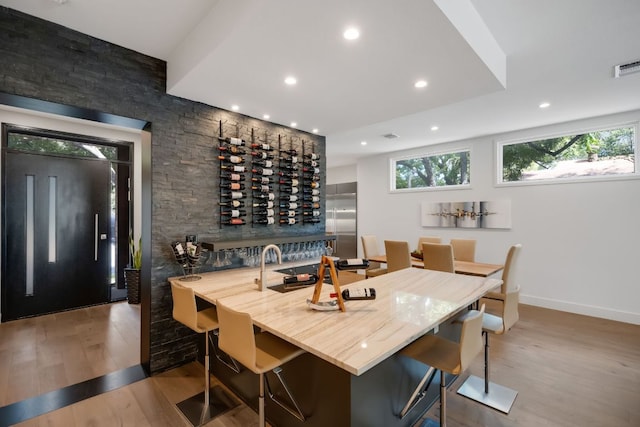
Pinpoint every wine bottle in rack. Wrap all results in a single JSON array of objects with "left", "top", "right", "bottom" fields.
[
  {"left": 303, "top": 218, "right": 320, "bottom": 224},
  {"left": 279, "top": 163, "right": 298, "bottom": 171},
  {"left": 223, "top": 137, "right": 245, "bottom": 146},
  {"left": 221, "top": 218, "right": 246, "bottom": 225},
  {"left": 304, "top": 152, "right": 321, "bottom": 160},
  {"left": 279, "top": 202, "right": 298, "bottom": 210},
  {"left": 220, "top": 200, "right": 244, "bottom": 208},
  {"left": 279, "top": 210, "right": 298, "bottom": 217},
  {"left": 303, "top": 188, "right": 320, "bottom": 195},
  {"left": 220, "top": 182, "right": 245, "bottom": 190},
  {"left": 303, "top": 210, "right": 321, "bottom": 216},
  {"left": 221, "top": 191, "right": 245, "bottom": 199},
  {"left": 218, "top": 145, "right": 246, "bottom": 155},
  {"left": 252, "top": 167, "right": 274, "bottom": 176},
  {"left": 221, "top": 209, "right": 247, "bottom": 217},
  {"left": 253, "top": 200, "right": 274, "bottom": 208},
  {"left": 251, "top": 176, "right": 272, "bottom": 184},
  {"left": 278, "top": 171, "right": 299, "bottom": 178},
  {"left": 221, "top": 164, "right": 246, "bottom": 173},
  {"left": 251, "top": 184, "right": 273, "bottom": 193},
  {"left": 303, "top": 166, "right": 320, "bottom": 174},
  {"left": 254, "top": 216, "right": 275, "bottom": 225},
  {"left": 254, "top": 192, "right": 275, "bottom": 200},
  {"left": 310, "top": 181, "right": 321, "bottom": 189},
  {"left": 251, "top": 151, "right": 274, "bottom": 160},
  {"left": 280, "top": 194, "right": 298, "bottom": 202},
  {"left": 251, "top": 143, "right": 273, "bottom": 151},
  {"left": 279, "top": 148, "right": 298, "bottom": 156},
  {"left": 280, "top": 217, "right": 297, "bottom": 225},
  {"left": 303, "top": 174, "right": 320, "bottom": 181},
  {"left": 280, "top": 186, "right": 299, "bottom": 194},
  {"left": 303, "top": 202, "right": 320, "bottom": 209},
  {"left": 278, "top": 178, "right": 299, "bottom": 186},
  {"left": 218, "top": 155, "right": 245, "bottom": 164},
  {"left": 253, "top": 208, "right": 275, "bottom": 217},
  {"left": 280, "top": 155, "right": 298, "bottom": 164},
  {"left": 220, "top": 172, "right": 244, "bottom": 181},
  {"left": 303, "top": 195, "right": 320, "bottom": 202},
  {"left": 303, "top": 159, "right": 319, "bottom": 167}
]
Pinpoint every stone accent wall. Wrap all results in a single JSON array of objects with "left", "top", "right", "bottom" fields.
[{"left": 0, "top": 7, "right": 325, "bottom": 373}]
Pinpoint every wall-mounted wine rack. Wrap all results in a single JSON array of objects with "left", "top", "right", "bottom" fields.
[{"left": 216, "top": 120, "right": 323, "bottom": 228}]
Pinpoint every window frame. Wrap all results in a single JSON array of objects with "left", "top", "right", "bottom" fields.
[
  {"left": 389, "top": 146, "right": 472, "bottom": 193},
  {"left": 495, "top": 121, "right": 639, "bottom": 187}
]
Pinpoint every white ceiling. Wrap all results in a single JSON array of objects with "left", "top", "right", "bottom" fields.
[{"left": 2, "top": 0, "right": 640, "bottom": 168}]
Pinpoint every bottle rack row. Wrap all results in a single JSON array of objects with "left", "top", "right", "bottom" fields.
[{"left": 217, "top": 121, "right": 322, "bottom": 227}]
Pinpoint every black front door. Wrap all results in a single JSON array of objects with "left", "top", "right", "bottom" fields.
[{"left": 3, "top": 151, "right": 111, "bottom": 320}]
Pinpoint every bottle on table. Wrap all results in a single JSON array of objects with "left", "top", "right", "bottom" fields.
[{"left": 330, "top": 288, "right": 376, "bottom": 300}]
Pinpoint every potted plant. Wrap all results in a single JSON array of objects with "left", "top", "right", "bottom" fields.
[{"left": 124, "top": 233, "right": 142, "bottom": 304}]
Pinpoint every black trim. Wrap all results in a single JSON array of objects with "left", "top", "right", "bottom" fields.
[{"left": 0, "top": 365, "right": 148, "bottom": 427}]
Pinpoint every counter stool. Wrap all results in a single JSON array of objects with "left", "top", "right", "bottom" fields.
[
  {"left": 361, "top": 235, "right": 388, "bottom": 278},
  {"left": 483, "top": 244, "right": 521, "bottom": 302},
  {"left": 399, "top": 304, "right": 485, "bottom": 426},
  {"left": 216, "top": 300, "right": 306, "bottom": 427},
  {"left": 422, "top": 243, "right": 455, "bottom": 273},
  {"left": 457, "top": 287, "right": 520, "bottom": 413},
  {"left": 170, "top": 283, "right": 239, "bottom": 426},
  {"left": 384, "top": 240, "right": 412, "bottom": 272}
]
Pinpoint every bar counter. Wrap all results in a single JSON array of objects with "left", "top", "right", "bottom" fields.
[{"left": 169, "top": 261, "right": 501, "bottom": 426}]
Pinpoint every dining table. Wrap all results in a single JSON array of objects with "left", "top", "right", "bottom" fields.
[{"left": 367, "top": 254, "right": 504, "bottom": 277}]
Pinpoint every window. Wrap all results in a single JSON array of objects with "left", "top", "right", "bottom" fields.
[
  {"left": 498, "top": 124, "right": 637, "bottom": 184},
  {"left": 391, "top": 148, "right": 470, "bottom": 191}
]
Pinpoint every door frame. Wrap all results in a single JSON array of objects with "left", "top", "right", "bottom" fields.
[{"left": 0, "top": 92, "right": 152, "bottom": 374}]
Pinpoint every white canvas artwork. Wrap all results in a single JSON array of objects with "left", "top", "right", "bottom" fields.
[{"left": 420, "top": 200, "right": 511, "bottom": 229}]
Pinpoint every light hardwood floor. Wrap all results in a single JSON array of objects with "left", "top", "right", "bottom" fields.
[{"left": 5, "top": 298, "right": 640, "bottom": 426}]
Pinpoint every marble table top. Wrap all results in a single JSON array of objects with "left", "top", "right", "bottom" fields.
[{"left": 170, "top": 262, "right": 501, "bottom": 376}]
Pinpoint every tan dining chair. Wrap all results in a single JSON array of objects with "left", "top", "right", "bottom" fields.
[
  {"left": 417, "top": 236, "right": 441, "bottom": 250},
  {"left": 384, "top": 240, "right": 412, "bottom": 273},
  {"left": 170, "top": 283, "right": 238, "bottom": 426},
  {"left": 398, "top": 304, "right": 485, "bottom": 424},
  {"left": 216, "top": 300, "right": 306, "bottom": 427},
  {"left": 484, "top": 244, "right": 522, "bottom": 302},
  {"left": 450, "top": 238, "right": 476, "bottom": 262},
  {"left": 361, "top": 235, "right": 388, "bottom": 278},
  {"left": 422, "top": 243, "right": 455, "bottom": 273},
  {"left": 457, "top": 287, "right": 520, "bottom": 414}
]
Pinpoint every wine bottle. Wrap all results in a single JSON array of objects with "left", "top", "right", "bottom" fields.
[
  {"left": 253, "top": 201, "right": 274, "bottom": 208},
  {"left": 224, "top": 137, "right": 245, "bottom": 146},
  {"left": 218, "top": 155, "right": 244, "bottom": 164},
  {"left": 252, "top": 159, "right": 273, "bottom": 168},
  {"left": 220, "top": 200, "right": 244, "bottom": 208},
  {"left": 279, "top": 163, "right": 298, "bottom": 171},
  {"left": 251, "top": 143, "right": 273, "bottom": 151},
  {"left": 254, "top": 216, "right": 275, "bottom": 225},
  {"left": 304, "top": 153, "right": 320, "bottom": 160},
  {"left": 280, "top": 218, "right": 297, "bottom": 225},
  {"left": 221, "top": 218, "right": 246, "bottom": 225},
  {"left": 303, "top": 188, "right": 319, "bottom": 195},
  {"left": 304, "top": 160, "right": 318, "bottom": 167},
  {"left": 303, "top": 210, "right": 321, "bottom": 216},
  {"left": 303, "top": 174, "right": 320, "bottom": 181},
  {"left": 220, "top": 172, "right": 244, "bottom": 181},
  {"left": 251, "top": 176, "right": 272, "bottom": 184},
  {"left": 283, "top": 273, "right": 319, "bottom": 285},
  {"left": 303, "top": 218, "right": 320, "bottom": 224},
  {"left": 280, "top": 156, "right": 298, "bottom": 164},
  {"left": 220, "top": 182, "right": 245, "bottom": 190},
  {"left": 221, "top": 164, "right": 246, "bottom": 173},
  {"left": 330, "top": 288, "right": 376, "bottom": 300},
  {"left": 280, "top": 186, "right": 299, "bottom": 194},
  {"left": 252, "top": 167, "right": 274, "bottom": 176},
  {"left": 278, "top": 178, "right": 299, "bottom": 186},
  {"left": 279, "top": 148, "right": 298, "bottom": 156},
  {"left": 254, "top": 192, "right": 275, "bottom": 200},
  {"left": 279, "top": 210, "right": 298, "bottom": 217},
  {"left": 253, "top": 208, "right": 275, "bottom": 217},
  {"left": 251, "top": 184, "right": 273, "bottom": 193},
  {"left": 310, "top": 181, "right": 321, "bottom": 189},
  {"left": 280, "top": 194, "right": 298, "bottom": 202},
  {"left": 218, "top": 145, "right": 246, "bottom": 155},
  {"left": 221, "top": 191, "right": 244, "bottom": 199},
  {"left": 303, "top": 195, "right": 320, "bottom": 202},
  {"left": 171, "top": 241, "right": 187, "bottom": 265},
  {"left": 336, "top": 258, "right": 371, "bottom": 269},
  {"left": 279, "top": 202, "right": 298, "bottom": 210},
  {"left": 303, "top": 166, "right": 320, "bottom": 174},
  {"left": 278, "top": 171, "right": 299, "bottom": 178},
  {"left": 221, "top": 209, "right": 247, "bottom": 218},
  {"left": 303, "top": 202, "right": 320, "bottom": 209}
]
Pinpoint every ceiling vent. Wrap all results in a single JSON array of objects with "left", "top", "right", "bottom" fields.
[
  {"left": 383, "top": 133, "right": 399, "bottom": 139},
  {"left": 614, "top": 60, "right": 640, "bottom": 78}
]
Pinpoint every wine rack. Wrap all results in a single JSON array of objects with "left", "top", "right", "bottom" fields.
[{"left": 215, "top": 120, "right": 322, "bottom": 228}]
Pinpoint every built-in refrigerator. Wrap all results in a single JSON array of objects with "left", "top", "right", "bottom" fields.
[{"left": 325, "top": 182, "right": 357, "bottom": 259}]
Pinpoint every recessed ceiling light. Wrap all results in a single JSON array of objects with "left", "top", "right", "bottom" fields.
[
  {"left": 539, "top": 102, "right": 551, "bottom": 109},
  {"left": 415, "top": 80, "right": 428, "bottom": 88},
  {"left": 312, "top": 128, "right": 319, "bottom": 134},
  {"left": 430, "top": 126, "right": 439, "bottom": 131},
  {"left": 361, "top": 141, "right": 367, "bottom": 146},
  {"left": 284, "top": 76, "right": 297, "bottom": 85},
  {"left": 290, "top": 122, "right": 297, "bottom": 128},
  {"left": 263, "top": 114, "right": 270, "bottom": 120},
  {"left": 343, "top": 27, "right": 360, "bottom": 40},
  {"left": 231, "top": 105, "right": 239, "bottom": 111}
]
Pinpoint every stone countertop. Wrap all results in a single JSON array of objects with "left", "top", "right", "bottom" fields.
[{"left": 170, "top": 261, "right": 501, "bottom": 376}]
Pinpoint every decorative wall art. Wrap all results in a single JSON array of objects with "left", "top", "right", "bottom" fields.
[{"left": 420, "top": 200, "right": 511, "bottom": 229}]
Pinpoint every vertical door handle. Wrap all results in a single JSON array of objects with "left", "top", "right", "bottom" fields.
[{"left": 94, "top": 213, "right": 99, "bottom": 261}]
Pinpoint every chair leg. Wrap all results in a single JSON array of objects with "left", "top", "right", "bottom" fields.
[
  {"left": 264, "top": 366, "right": 305, "bottom": 421},
  {"left": 399, "top": 366, "right": 436, "bottom": 418},
  {"left": 440, "top": 370, "right": 447, "bottom": 427},
  {"left": 484, "top": 331, "right": 490, "bottom": 393},
  {"left": 259, "top": 372, "right": 266, "bottom": 427}
]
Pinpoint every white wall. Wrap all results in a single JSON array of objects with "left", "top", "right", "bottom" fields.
[
  {"left": 0, "top": 105, "right": 142, "bottom": 321},
  {"left": 355, "top": 109, "right": 640, "bottom": 325},
  {"left": 327, "top": 164, "right": 357, "bottom": 185}
]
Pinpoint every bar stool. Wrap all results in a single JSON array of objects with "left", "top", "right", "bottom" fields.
[
  {"left": 399, "top": 304, "right": 485, "bottom": 426},
  {"left": 457, "top": 287, "right": 520, "bottom": 413},
  {"left": 422, "top": 243, "right": 455, "bottom": 273},
  {"left": 449, "top": 238, "right": 476, "bottom": 262},
  {"left": 170, "top": 282, "right": 239, "bottom": 426},
  {"left": 384, "top": 240, "right": 412, "bottom": 272},
  {"left": 216, "top": 300, "right": 306, "bottom": 427},
  {"left": 483, "top": 244, "right": 522, "bottom": 302},
  {"left": 361, "top": 235, "right": 388, "bottom": 278}
]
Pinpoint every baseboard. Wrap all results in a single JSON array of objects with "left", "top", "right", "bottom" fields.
[{"left": 520, "top": 294, "right": 640, "bottom": 325}]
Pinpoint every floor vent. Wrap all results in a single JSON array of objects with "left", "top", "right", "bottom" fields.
[{"left": 614, "top": 60, "right": 640, "bottom": 78}]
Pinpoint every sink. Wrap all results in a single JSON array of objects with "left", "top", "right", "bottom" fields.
[{"left": 268, "top": 263, "right": 332, "bottom": 293}]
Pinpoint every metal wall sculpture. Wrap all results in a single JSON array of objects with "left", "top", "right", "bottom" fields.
[{"left": 421, "top": 200, "right": 511, "bottom": 229}]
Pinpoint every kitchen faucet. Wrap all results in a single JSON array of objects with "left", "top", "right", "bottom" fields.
[{"left": 259, "top": 244, "right": 282, "bottom": 291}]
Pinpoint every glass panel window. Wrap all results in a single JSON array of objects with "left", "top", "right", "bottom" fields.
[
  {"left": 392, "top": 149, "right": 471, "bottom": 191},
  {"left": 499, "top": 125, "right": 637, "bottom": 184},
  {"left": 8, "top": 132, "right": 117, "bottom": 160}
]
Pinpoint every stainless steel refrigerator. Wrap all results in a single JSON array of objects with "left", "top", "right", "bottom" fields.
[{"left": 325, "top": 182, "right": 357, "bottom": 258}]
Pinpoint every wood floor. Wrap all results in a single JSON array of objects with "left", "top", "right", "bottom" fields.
[{"left": 3, "top": 298, "right": 640, "bottom": 426}]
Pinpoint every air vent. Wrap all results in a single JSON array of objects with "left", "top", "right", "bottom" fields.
[
  {"left": 614, "top": 60, "right": 640, "bottom": 78},
  {"left": 383, "top": 133, "right": 399, "bottom": 139}
]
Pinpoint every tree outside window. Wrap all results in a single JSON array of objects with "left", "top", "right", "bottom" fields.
[{"left": 393, "top": 149, "right": 470, "bottom": 191}]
